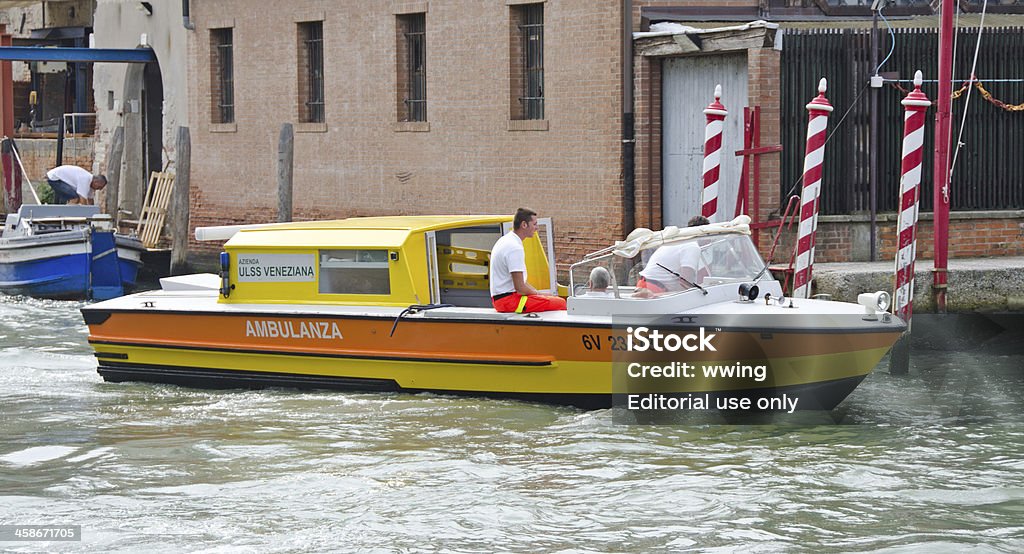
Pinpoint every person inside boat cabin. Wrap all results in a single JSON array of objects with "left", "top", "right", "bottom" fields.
[
  {"left": 46, "top": 165, "right": 107, "bottom": 205},
  {"left": 634, "top": 215, "right": 710, "bottom": 297},
  {"left": 490, "top": 207, "right": 567, "bottom": 313},
  {"left": 584, "top": 266, "right": 612, "bottom": 296}
]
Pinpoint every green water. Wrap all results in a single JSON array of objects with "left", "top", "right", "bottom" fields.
[{"left": 1, "top": 295, "right": 1022, "bottom": 552}]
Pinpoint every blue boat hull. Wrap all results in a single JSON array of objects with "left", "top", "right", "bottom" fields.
[
  {"left": 0, "top": 230, "right": 144, "bottom": 300},
  {"left": 0, "top": 250, "right": 90, "bottom": 299},
  {"left": 119, "top": 256, "right": 142, "bottom": 288}
]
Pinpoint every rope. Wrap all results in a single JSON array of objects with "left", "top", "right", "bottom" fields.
[
  {"left": 389, "top": 304, "right": 453, "bottom": 337},
  {"left": 942, "top": 3, "right": 962, "bottom": 206},
  {"left": 780, "top": 81, "right": 870, "bottom": 202},
  {"left": 949, "top": 0, "right": 989, "bottom": 193}
]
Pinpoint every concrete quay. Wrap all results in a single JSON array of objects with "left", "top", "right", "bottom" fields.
[{"left": 812, "top": 256, "right": 1024, "bottom": 313}]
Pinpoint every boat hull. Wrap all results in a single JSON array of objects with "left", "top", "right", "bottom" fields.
[
  {"left": 0, "top": 233, "right": 91, "bottom": 299},
  {"left": 93, "top": 359, "right": 867, "bottom": 410},
  {"left": 115, "top": 236, "right": 144, "bottom": 288},
  {"left": 85, "top": 307, "right": 902, "bottom": 410},
  {"left": 0, "top": 230, "right": 144, "bottom": 300}
]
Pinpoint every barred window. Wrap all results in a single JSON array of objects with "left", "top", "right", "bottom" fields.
[
  {"left": 298, "top": 21, "right": 325, "bottom": 123},
  {"left": 397, "top": 13, "right": 426, "bottom": 122},
  {"left": 510, "top": 4, "right": 544, "bottom": 120},
  {"left": 210, "top": 28, "right": 234, "bottom": 124}
]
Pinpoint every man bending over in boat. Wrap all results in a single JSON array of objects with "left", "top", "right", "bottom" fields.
[
  {"left": 635, "top": 215, "right": 709, "bottom": 297},
  {"left": 490, "top": 208, "right": 567, "bottom": 313},
  {"left": 46, "top": 165, "right": 107, "bottom": 205}
]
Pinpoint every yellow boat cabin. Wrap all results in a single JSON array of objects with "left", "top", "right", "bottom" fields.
[{"left": 210, "top": 215, "right": 561, "bottom": 306}]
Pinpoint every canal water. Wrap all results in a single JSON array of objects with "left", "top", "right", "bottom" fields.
[{"left": 1, "top": 295, "right": 1022, "bottom": 552}]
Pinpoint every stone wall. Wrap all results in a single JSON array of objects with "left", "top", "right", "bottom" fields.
[{"left": 767, "top": 211, "right": 1024, "bottom": 266}]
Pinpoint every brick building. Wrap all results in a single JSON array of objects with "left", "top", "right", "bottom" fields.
[
  {"left": 181, "top": 1, "right": 788, "bottom": 271},
  {"left": 186, "top": 0, "right": 629, "bottom": 270},
  {"left": 171, "top": 0, "right": 1023, "bottom": 273}
]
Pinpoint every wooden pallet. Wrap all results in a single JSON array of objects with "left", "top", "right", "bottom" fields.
[{"left": 135, "top": 171, "right": 175, "bottom": 248}]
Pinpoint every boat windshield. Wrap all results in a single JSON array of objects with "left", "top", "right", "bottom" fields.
[
  {"left": 570, "top": 233, "right": 769, "bottom": 298},
  {"left": 697, "top": 234, "right": 767, "bottom": 282}
]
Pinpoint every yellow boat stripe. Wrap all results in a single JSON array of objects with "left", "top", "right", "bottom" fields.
[{"left": 91, "top": 343, "right": 890, "bottom": 395}]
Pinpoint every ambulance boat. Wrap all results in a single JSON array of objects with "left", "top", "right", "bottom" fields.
[{"left": 81, "top": 215, "right": 904, "bottom": 409}]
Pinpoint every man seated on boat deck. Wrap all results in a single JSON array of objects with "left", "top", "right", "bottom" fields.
[
  {"left": 46, "top": 165, "right": 107, "bottom": 205},
  {"left": 489, "top": 208, "right": 567, "bottom": 313},
  {"left": 582, "top": 266, "right": 613, "bottom": 297},
  {"left": 635, "top": 215, "right": 709, "bottom": 297}
]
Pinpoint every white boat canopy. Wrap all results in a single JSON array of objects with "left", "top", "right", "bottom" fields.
[{"left": 586, "top": 215, "right": 752, "bottom": 260}]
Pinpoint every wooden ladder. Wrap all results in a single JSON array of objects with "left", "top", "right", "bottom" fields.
[{"left": 135, "top": 171, "right": 175, "bottom": 248}]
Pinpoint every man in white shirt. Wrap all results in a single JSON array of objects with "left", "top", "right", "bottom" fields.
[
  {"left": 489, "top": 208, "right": 567, "bottom": 313},
  {"left": 636, "top": 215, "right": 709, "bottom": 295},
  {"left": 638, "top": 242, "right": 700, "bottom": 292},
  {"left": 46, "top": 165, "right": 107, "bottom": 205}
]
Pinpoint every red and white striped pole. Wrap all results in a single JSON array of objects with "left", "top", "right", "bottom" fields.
[
  {"left": 792, "top": 78, "right": 833, "bottom": 299},
  {"left": 701, "top": 84, "right": 727, "bottom": 222},
  {"left": 894, "top": 70, "right": 930, "bottom": 323}
]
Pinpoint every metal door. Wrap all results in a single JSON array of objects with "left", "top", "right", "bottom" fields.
[{"left": 662, "top": 53, "right": 748, "bottom": 226}]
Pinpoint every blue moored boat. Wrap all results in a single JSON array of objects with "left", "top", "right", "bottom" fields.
[{"left": 0, "top": 204, "right": 145, "bottom": 300}]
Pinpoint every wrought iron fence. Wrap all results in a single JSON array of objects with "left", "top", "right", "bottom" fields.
[{"left": 781, "top": 27, "right": 1024, "bottom": 214}]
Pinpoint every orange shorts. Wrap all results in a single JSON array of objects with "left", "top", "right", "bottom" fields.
[
  {"left": 636, "top": 276, "right": 668, "bottom": 294},
  {"left": 492, "top": 293, "right": 567, "bottom": 313}
]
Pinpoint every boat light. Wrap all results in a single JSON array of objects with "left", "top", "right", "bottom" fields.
[
  {"left": 877, "top": 291, "right": 891, "bottom": 311},
  {"left": 738, "top": 283, "right": 759, "bottom": 301},
  {"left": 857, "top": 291, "right": 891, "bottom": 317},
  {"left": 219, "top": 252, "right": 231, "bottom": 298}
]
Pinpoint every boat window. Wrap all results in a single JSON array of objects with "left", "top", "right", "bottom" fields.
[
  {"left": 699, "top": 235, "right": 766, "bottom": 281},
  {"left": 570, "top": 258, "right": 625, "bottom": 298},
  {"left": 572, "top": 234, "right": 769, "bottom": 300},
  {"left": 447, "top": 229, "right": 501, "bottom": 275},
  {"left": 448, "top": 229, "right": 501, "bottom": 249},
  {"left": 318, "top": 249, "right": 390, "bottom": 295},
  {"left": 621, "top": 242, "right": 703, "bottom": 298}
]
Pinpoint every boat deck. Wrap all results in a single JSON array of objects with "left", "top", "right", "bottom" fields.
[{"left": 88, "top": 283, "right": 890, "bottom": 333}]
